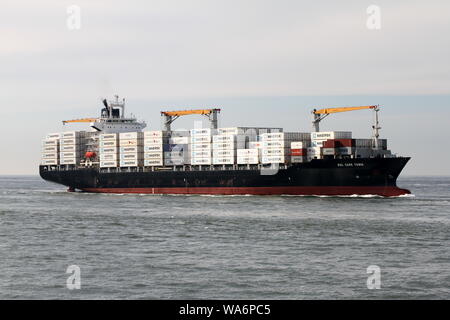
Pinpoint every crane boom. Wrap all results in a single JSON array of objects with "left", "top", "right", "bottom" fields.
[
  {"left": 161, "top": 108, "right": 221, "bottom": 131},
  {"left": 62, "top": 118, "right": 98, "bottom": 125},
  {"left": 313, "top": 106, "right": 377, "bottom": 115},
  {"left": 161, "top": 109, "right": 220, "bottom": 117}
]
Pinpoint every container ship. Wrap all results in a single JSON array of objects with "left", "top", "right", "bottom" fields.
[{"left": 39, "top": 96, "right": 411, "bottom": 197}]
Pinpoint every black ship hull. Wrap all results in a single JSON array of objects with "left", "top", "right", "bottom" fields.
[{"left": 39, "top": 157, "right": 411, "bottom": 197}]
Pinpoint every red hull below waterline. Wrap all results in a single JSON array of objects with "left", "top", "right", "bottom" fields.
[{"left": 80, "top": 186, "right": 411, "bottom": 197}]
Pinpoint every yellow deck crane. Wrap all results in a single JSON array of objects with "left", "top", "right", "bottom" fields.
[
  {"left": 62, "top": 118, "right": 99, "bottom": 125},
  {"left": 161, "top": 108, "right": 221, "bottom": 131},
  {"left": 312, "top": 105, "right": 381, "bottom": 148}
]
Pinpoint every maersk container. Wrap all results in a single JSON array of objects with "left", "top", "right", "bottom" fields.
[
  {"left": 237, "top": 156, "right": 259, "bottom": 165},
  {"left": 60, "top": 158, "right": 78, "bottom": 165},
  {"left": 42, "top": 153, "right": 59, "bottom": 159},
  {"left": 42, "top": 146, "right": 59, "bottom": 153},
  {"left": 60, "top": 145, "right": 80, "bottom": 152},
  {"left": 262, "top": 140, "right": 289, "bottom": 149},
  {"left": 144, "top": 137, "right": 163, "bottom": 145},
  {"left": 291, "top": 156, "right": 306, "bottom": 163},
  {"left": 291, "top": 141, "right": 305, "bottom": 149},
  {"left": 60, "top": 152, "right": 81, "bottom": 159},
  {"left": 212, "top": 142, "right": 235, "bottom": 150},
  {"left": 144, "top": 159, "right": 163, "bottom": 166},
  {"left": 41, "top": 159, "right": 58, "bottom": 165},
  {"left": 164, "top": 158, "right": 189, "bottom": 166},
  {"left": 119, "top": 159, "right": 143, "bottom": 167},
  {"left": 190, "top": 143, "right": 212, "bottom": 151},
  {"left": 191, "top": 158, "right": 212, "bottom": 165},
  {"left": 100, "top": 147, "right": 119, "bottom": 154},
  {"left": 100, "top": 161, "right": 118, "bottom": 168},
  {"left": 62, "top": 131, "right": 85, "bottom": 139},
  {"left": 213, "top": 135, "right": 235, "bottom": 143},
  {"left": 119, "top": 132, "right": 143, "bottom": 140},
  {"left": 119, "top": 139, "right": 143, "bottom": 147},
  {"left": 120, "top": 153, "right": 143, "bottom": 160},
  {"left": 190, "top": 128, "right": 214, "bottom": 136},
  {"left": 60, "top": 138, "right": 83, "bottom": 146},
  {"left": 144, "top": 145, "right": 163, "bottom": 152},
  {"left": 311, "top": 140, "right": 324, "bottom": 147},
  {"left": 213, "top": 149, "right": 235, "bottom": 157},
  {"left": 262, "top": 156, "right": 286, "bottom": 164},
  {"left": 100, "top": 153, "right": 118, "bottom": 161},
  {"left": 262, "top": 148, "right": 288, "bottom": 156},
  {"left": 311, "top": 131, "right": 352, "bottom": 141},
  {"left": 322, "top": 148, "right": 337, "bottom": 156},
  {"left": 191, "top": 150, "right": 211, "bottom": 158},
  {"left": 42, "top": 139, "right": 59, "bottom": 147},
  {"left": 46, "top": 133, "right": 62, "bottom": 140},
  {"left": 100, "top": 140, "right": 119, "bottom": 148},
  {"left": 144, "top": 131, "right": 164, "bottom": 139},
  {"left": 100, "top": 133, "right": 118, "bottom": 141},
  {"left": 144, "top": 152, "right": 163, "bottom": 160},
  {"left": 237, "top": 149, "right": 259, "bottom": 157},
  {"left": 120, "top": 146, "right": 141, "bottom": 153},
  {"left": 190, "top": 136, "right": 211, "bottom": 144},
  {"left": 213, "top": 157, "right": 235, "bottom": 165}
]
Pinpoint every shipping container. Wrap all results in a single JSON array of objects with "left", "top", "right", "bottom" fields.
[
  {"left": 42, "top": 146, "right": 58, "bottom": 153},
  {"left": 144, "top": 138, "right": 163, "bottom": 145},
  {"left": 41, "top": 159, "right": 58, "bottom": 165},
  {"left": 42, "top": 139, "right": 59, "bottom": 146},
  {"left": 322, "top": 148, "right": 336, "bottom": 156},
  {"left": 190, "top": 128, "right": 213, "bottom": 136},
  {"left": 120, "top": 146, "right": 141, "bottom": 153},
  {"left": 100, "top": 161, "right": 118, "bottom": 168},
  {"left": 237, "top": 156, "right": 259, "bottom": 165},
  {"left": 262, "top": 140, "right": 290, "bottom": 149},
  {"left": 191, "top": 158, "right": 212, "bottom": 165},
  {"left": 237, "top": 149, "right": 259, "bottom": 157},
  {"left": 100, "top": 153, "right": 119, "bottom": 161},
  {"left": 212, "top": 142, "right": 235, "bottom": 150},
  {"left": 164, "top": 158, "right": 188, "bottom": 166},
  {"left": 60, "top": 152, "right": 81, "bottom": 159},
  {"left": 262, "top": 156, "right": 286, "bottom": 164},
  {"left": 60, "top": 138, "right": 84, "bottom": 146},
  {"left": 307, "top": 147, "right": 322, "bottom": 155},
  {"left": 144, "top": 131, "right": 164, "bottom": 139},
  {"left": 42, "top": 153, "right": 59, "bottom": 159},
  {"left": 99, "top": 133, "right": 118, "bottom": 141},
  {"left": 120, "top": 153, "right": 143, "bottom": 160},
  {"left": 190, "top": 143, "right": 212, "bottom": 151},
  {"left": 62, "top": 131, "right": 85, "bottom": 139},
  {"left": 119, "top": 160, "right": 143, "bottom": 167},
  {"left": 190, "top": 136, "right": 211, "bottom": 143},
  {"left": 311, "top": 131, "right": 352, "bottom": 141},
  {"left": 144, "top": 159, "right": 164, "bottom": 166},
  {"left": 213, "top": 149, "right": 235, "bottom": 157},
  {"left": 60, "top": 158, "right": 78, "bottom": 165},
  {"left": 249, "top": 141, "right": 263, "bottom": 149},
  {"left": 60, "top": 145, "right": 81, "bottom": 152},
  {"left": 100, "top": 140, "right": 119, "bottom": 148},
  {"left": 169, "top": 137, "right": 190, "bottom": 144},
  {"left": 290, "top": 148, "right": 307, "bottom": 156},
  {"left": 262, "top": 148, "right": 289, "bottom": 156},
  {"left": 99, "top": 147, "right": 119, "bottom": 154},
  {"left": 119, "top": 139, "right": 143, "bottom": 146},
  {"left": 291, "top": 156, "right": 307, "bottom": 163},
  {"left": 144, "top": 144, "right": 163, "bottom": 152},
  {"left": 119, "top": 132, "right": 144, "bottom": 140},
  {"left": 46, "top": 133, "right": 61, "bottom": 140},
  {"left": 212, "top": 135, "right": 235, "bottom": 143},
  {"left": 144, "top": 152, "right": 163, "bottom": 160},
  {"left": 213, "top": 157, "right": 235, "bottom": 165},
  {"left": 191, "top": 150, "right": 211, "bottom": 158}
]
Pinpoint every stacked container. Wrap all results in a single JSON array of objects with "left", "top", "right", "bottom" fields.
[
  {"left": 99, "top": 133, "right": 119, "bottom": 168},
  {"left": 41, "top": 133, "right": 61, "bottom": 165},
  {"left": 261, "top": 132, "right": 308, "bottom": 164},
  {"left": 59, "top": 131, "right": 86, "bottom": 165},
  {"left": 144, "top": 131, "right": 164, "bottom": 167},
  {"left": 119, "top": 132, "right": 143, "bottom": 167},
  {"left": 237, "top": 149, "right": 259, "bottom": 164},
  {"left": 190, "top": 128, "right": 213, "bottom": 165},
  {"left": 309, "top": 131, "right": 352, "bottom": 160},
  {"left": 212, "top": 134, "right": 236, "bottom": 165},
  {"left": 290, "top": 141, "right": 308, "bottom": 163},
  {"left": 164, "top": 131, "right": 190, "bottom": 166}
]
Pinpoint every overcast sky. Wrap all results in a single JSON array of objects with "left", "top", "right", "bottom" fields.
[{"left": 1, "top": 0, "right": 449, "bottom": 175}]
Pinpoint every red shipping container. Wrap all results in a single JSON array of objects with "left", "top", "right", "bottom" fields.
[
  {"left": 290, "top": 148, "right": 307, "bottom": 156},
  {"left": 334, "top": 139, "right": 355, "bottom": 147},
  {"left": 322, "top": 140, "right": 337, "bottom": 148}
]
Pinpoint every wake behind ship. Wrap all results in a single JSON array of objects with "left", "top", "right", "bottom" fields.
[{"left": 40, "top": 97, "right": 411, "bottom": 197}]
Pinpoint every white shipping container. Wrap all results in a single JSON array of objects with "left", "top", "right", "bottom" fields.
[
  {"left": 41, "top": 159, "right": 58, "bottom": 165},
  {"left": 262, "top": 141, "right": 289, "bottom": 149},
  {"left": 100, "top": 161, "right": 118, "bottom": 168},
  {"left": 60, "top": 158, "right": 78, "bottom": 165},
  {"left": 237, "top": 156, "right": 259, "bottom": 164},
  {"left": 42, "top": 153, "right": 59, "bottom": 159},
  {"left": 262, "top": 156, "right": 286, "bottom": 164},
  {"left": 42, "top": 139, "right": 59, "bottom": 146},
  {"left": 119, "top": 139, "right": 143, "bottom": 146},
  {"left": 262, "top": 148, "right": 288, "bottom": 156},
  {"left": 60, "top": 145, "right": 80, "bottom": 152},
  {"left": 311, "top": 131, "right": 352, "bottom": 141},
  {"left": 164, "top": 158, "right": 189, "bottom": 166},
  {"left": 100, "top": 147, "right": 119, "bottom": 154},
  {"left": 191, "top": 158, "right": 212, "bottom": 165},
  {"left": 60, "top": 152, "right": 81, "bottom": 159},
  {"left": 62, "top": 131, "right": 85, "bottom": 139},
  {"left": 144, "top": 131, "right": 163, "bottom": 139},
  {"left": 191, "top": 150, "right": 211, "bottom": 158},
  {"left": 100, "top": 140, "right": 118, "bottom": 147},
  {"left": 42, "top": 146, "right": 58, "bottom": 153},
  {"left": 213, "top": 135, "right": 235, "bottom": 143},
  {"left": 120, "top": 146, "right": 142, "bottom": 153},
  {"left": 261, "top": 132, "right": 284, "bottom": 141},
  {"left": 190, "top": 128, "right": 212, "bottom": 136},
  {"left": 46, "top": 133, "right": 61, "bottom": 140},
  {"left": 144, "top": 138, "right": 163, "bottom": 145},
  {"left": 144, "top": 159, "right": 163, "bottom": 166},
  {"left": 144, "top": 144, "right": 163, "bottom": 152},
  {"left": 213, "top": 149, "right": 235, "bottom": 157},
  {"left": 120, "top": 153, "right": 143, "bottom": 160},
  {"left": 322, "top": 148, "right": 336, "bottom": 156},
  {"left": 213, "top": 157, "right": 235, "bottom": 165},
  {"left": 169, "top": 137, "right": 190, "bottom": 144},
  {"left": 100, "top": 133, "right": 118, "bottom": 141},
  {"left": 212, "top": 142, "right": 235, "bottom": 150},
  {"left": 190, "top": 136, "right": 211, "bottom": 144},
  {"left": 60, "top": 138, "right": 83, "bottom": 146},
  {"left": 120, "top": 160, "right": 143, "bottom": 167},
  {"left": 291, "top": 141, "right": 305, "bottom": 149},
  {"left": 291, "top": 156, "right": 306, "bottom": 163},
  {"left": 237, "top": 149, "right": 259, "bottom": 157},
  {"left": 312, "top": 140, "right": 324, "bottom": 147},
  {"left": 144, "top": 152, "right": 163, "bottom": 160},
  {"left": 190, "top": 143, "right": 212, "bottom": 151},
  {"left": 119, "top": 132, "right": 143, "bottom": 140},
  {"left": 100, "top": 153, "right": 118, "bottom": 161},
  {"left": 249, "top": 142, "right": 262, "bottom": 149}
]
